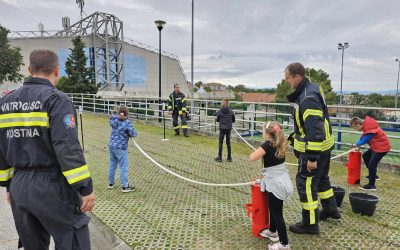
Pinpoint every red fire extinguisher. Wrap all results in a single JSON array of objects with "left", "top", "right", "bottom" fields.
[
  {"left": 245, "top": 181, "right": 269, "bottom": 238},
  {"left": 347, "top": 150, "right": 362, "bottom": 185}
]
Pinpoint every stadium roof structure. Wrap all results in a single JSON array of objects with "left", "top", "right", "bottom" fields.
[{"left": 9, "top": 12, "right": 188, "bottom": 93}]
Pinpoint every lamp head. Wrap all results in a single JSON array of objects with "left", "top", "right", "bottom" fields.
[{"left": 155, "top": 20, "right": 166, "bottom": 31}]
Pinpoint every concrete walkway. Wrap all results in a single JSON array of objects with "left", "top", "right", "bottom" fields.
[
  {"left": 0, "top": 188, "right": 19, "bottom": 249},
  {"left": 0, "top": 188, "right": 130, "bottom": 250}
]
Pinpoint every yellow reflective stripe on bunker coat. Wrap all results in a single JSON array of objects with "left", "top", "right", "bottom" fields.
[
  {"left": 167, "top": 98, "right": 172, "bottom": 110},
  {"left": 303, "top": 176, "right": 318, "bottom": 224},
  {"left": 294, "top": 108, "right": 334, "bottom": 153},
  {"left": 62, "top": 165, "right": 91, "bottom": 184},
  {"left": 0, "top": 112, "right": 49, "bottom": 128},
  {"left": 318, "top": 188, "right": 334, "bottom": 199},
  {"left": 306, "top": 141, "right": 323, "bottom": 151},
  {"left": 0, "top": 167, "right": 14, "bottom": 182},
  {"left": 295, "top": 108, "right": 305, "bottom": 137},
  {"left": 294, "top": 139, "right": 306, "bottom": 153},
  {"left": 303, "top": 109, "right": 323, "bottom": 120}
]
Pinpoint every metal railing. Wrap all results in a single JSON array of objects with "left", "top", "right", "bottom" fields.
[{"left": 68, "top": 93, "right": 400, "bottom": 161}]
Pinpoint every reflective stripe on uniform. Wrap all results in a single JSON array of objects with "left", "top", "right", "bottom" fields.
[
  {"left": 294, "top": 139, "right": 306, "bottom": 153},
  {"left": 0, "top": 112, "right": 49, "bottom": 128},
  {"left": 62, "top": 165, "right": 90, "bottom": 185},
  {"left": 303, "top": 109, "right": 323, "bottom": 120},
  {"left": 318, "top": 188, "right": 334, "bottom": 199},
  {"left": 321, "top": 136, "right": 335, "bottom": 151},
  {"left": 181, "top": 125, "right": 188, "bottom": 129},
  {"left": 307, "top": 141, "right": 322, "bottom": 151},
  {"left": 301, "top": 200, "right": 318, "bottom": 210},
  {"left": 305, "top": 176, "right": 317, "bottom": 225},
  {"left": 295, "top": 109, "right": 305, "bottom": 137},
  {"left": 0, "top": 167, "right": 14, "bottom": 182},
  {"left": 173, "top": 126, "right": 180, "bottom": 129},
  {"left": 178, "top": 110, "right": 183, "bottom": 115},
  {"left": 181, "top": 107, "right": 187, "bottom": 111},
  {"left": 295, "top": 137, "right": 334, "bottom": 153},
  {"left": 181, "top": 98, "right": 186, "bottom": 103},
  {"left": 324, "top": 119, "right": 330, "bottom": 140}
]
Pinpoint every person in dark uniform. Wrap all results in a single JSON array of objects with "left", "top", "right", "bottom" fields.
[
  {"left": 167, "top": 84, "right": 189, "bottom": 137},
  {"left": 284, "top": 62, "right": 340, "bottom": 235},
  {"left": 0, "top": 49, "right": 95, "bottom": 249}
]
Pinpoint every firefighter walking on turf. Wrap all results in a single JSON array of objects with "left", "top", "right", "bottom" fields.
[
  {"left": 284, "top": 62, "right": 340, "bottom": 235},
  {"left": 167, "top": 84, "right": 189, "bottom": 137},
  {"left": 0, "top": 49, "right": 94, "bottom": 249}
]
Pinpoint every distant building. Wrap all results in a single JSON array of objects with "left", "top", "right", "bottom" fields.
[
  {"left": 195, "top": 82, "right": 234, "bottom": 99},
  {"left": 204, "top": 82, "right": 227, "bottom": 91},
  {"left": 240, "top": 93, "right": 276, "bottom": 103},
  {"left": 342, "top": 94, "right": 354, "bottom": 105}
]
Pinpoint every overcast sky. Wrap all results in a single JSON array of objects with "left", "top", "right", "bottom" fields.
[{"left": 1, "top": 0, "right": 400, "bottom": 92}]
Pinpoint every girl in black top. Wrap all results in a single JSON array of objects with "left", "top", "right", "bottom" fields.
[{"left": 250, "top": 121, "right": 292, "bottom": 250}]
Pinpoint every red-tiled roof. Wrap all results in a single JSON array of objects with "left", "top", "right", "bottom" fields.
[{"left": 240, "top": 93, "right": 276, "bottom": 103}]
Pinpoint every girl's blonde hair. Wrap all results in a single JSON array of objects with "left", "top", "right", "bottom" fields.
[{"left": 264, "top": 121, "right": 287, "bottom": 158}]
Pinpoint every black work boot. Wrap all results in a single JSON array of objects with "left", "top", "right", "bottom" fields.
[
  {"left": 215, "top": 157, "right": 222, "bottom": 162},
  {"left": 289, "top": 222, "right": 319, "bottom": 235},
  {"left": 320, "top": 210, "right": 342, "bottom": 221}
]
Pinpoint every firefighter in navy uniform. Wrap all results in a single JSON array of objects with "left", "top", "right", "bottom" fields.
[
  {"left": 0, "top": 49, "right": 95, "bottom": 250},
  {"left": 284, "top": 62, "right": 340, "bottom": 235},
  {"left": 167, "top": 84, "right": 189, "bottom": 137}
]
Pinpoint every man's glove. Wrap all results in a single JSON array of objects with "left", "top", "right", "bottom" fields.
[{"left": 287, "top": 132, "right": 295, "bottom": 147}]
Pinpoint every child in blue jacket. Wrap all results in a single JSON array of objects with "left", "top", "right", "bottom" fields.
[{"left": 109, "top": 106, "right": 137, "bottom": 192}]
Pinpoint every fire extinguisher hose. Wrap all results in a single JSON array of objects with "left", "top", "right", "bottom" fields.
[
  {"left": 132, "top": 140, "right": 254, "bottom": 187},
  {"left": 132, "top": 133, "right": 356, "bottom": 187},
  {"left": 233, "top": 128, "right": 356, "bottom": 166}
]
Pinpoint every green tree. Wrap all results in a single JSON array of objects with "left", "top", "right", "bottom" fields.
[
  {"left": 275, "top": 79, "right": 292, "bottom": 102},
  {"left": 305, "top": 68, "right": 337, "bottom": 104},
  {"left": 233, "top": 84, "right": 247, "bottom": 93},
  {"left": 195, "top": 81, "right": 203, "bottom": 88},
  {"left": 204, "top": 86, "right": 211, "bottom": 92},
  {"left": 275, "top": 68, "right": 336, "bottom": 104},
  {"left": 365, "top": 93, "right": 381, "bottom": 106},
  {"left": 351, "top": 92, "right": 365, "bottom": 105},
  {"left": 56, "top": 36, "right": 97, "bottom": 93},
  {"left": 0, "top": 25, "right": 24, "bottom": 83}
]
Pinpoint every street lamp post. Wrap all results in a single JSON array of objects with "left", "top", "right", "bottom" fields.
[
  {"left": 338, "top": 42, "right": 349, "bottom": 105},
  {"left": 155, "top": 20, "right": 166, "bottom": 123},
  {"left": 395, "top": 58, "right": 400, "bottom": 119},
  {"left": 190, "top": 0, "right": 194, "bottom": 129},
  {"left": 337, "top": 42, "right": 349, "bottom": 150}
]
